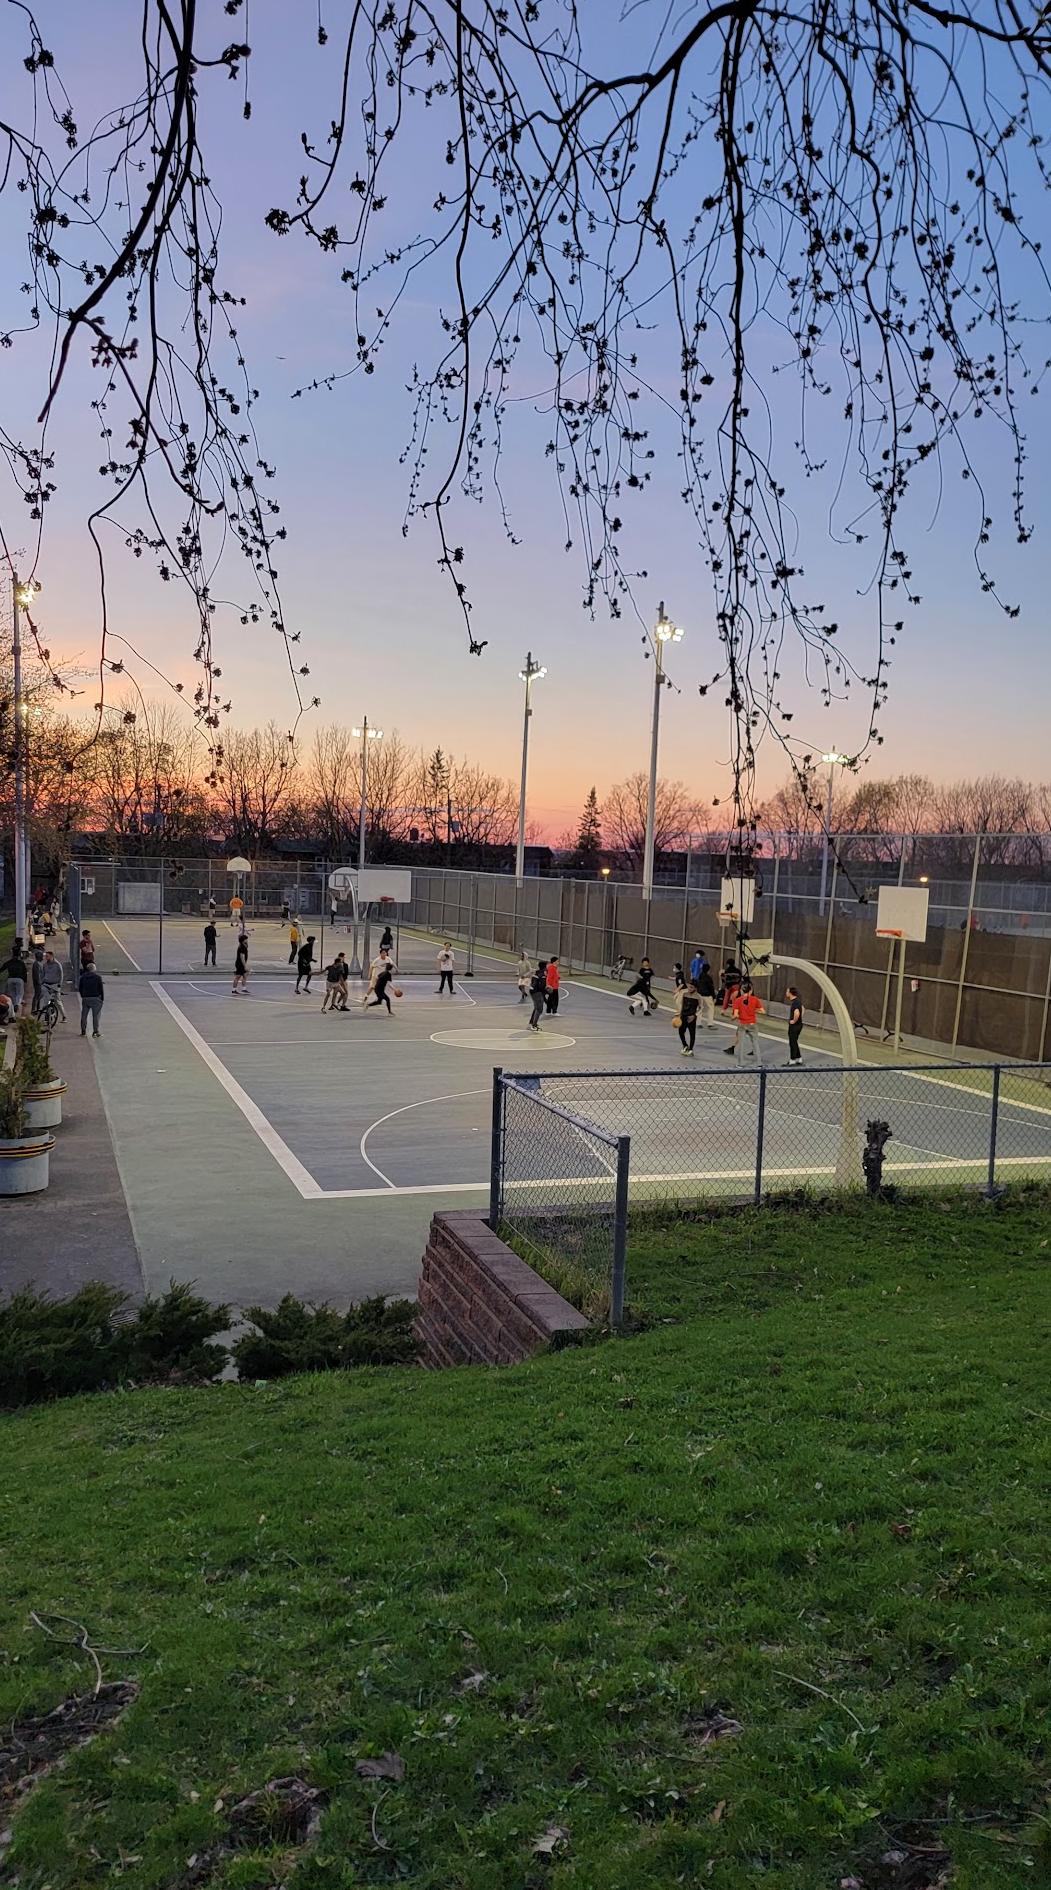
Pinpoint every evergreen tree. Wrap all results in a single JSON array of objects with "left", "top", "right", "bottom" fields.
[{"left": 571, "top": 787, "right": 603, "bottom": 871}]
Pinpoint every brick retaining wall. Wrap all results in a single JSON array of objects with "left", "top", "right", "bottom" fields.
[{"left": 416, "top": 1212, "right": 590, "bottom": 1367}]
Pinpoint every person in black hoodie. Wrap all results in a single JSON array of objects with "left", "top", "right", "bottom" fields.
[
  {"left": 295, "top": 935, "right": 316, "bottom": 993},
  {"left": 78, "top": 962, "right": 105, "bottom": 1037},
  {"left": 3, "top": 944, "right": 29, "bottom": 1018},
  {"left": 696, "top": 961, "right": 717, "bottom": 1030},
  {"left": 203, "top": 919, "right": 218, "bottom": 967},
  {"left": 528, "top": 961, "right": 548, "bottom": 1031}
]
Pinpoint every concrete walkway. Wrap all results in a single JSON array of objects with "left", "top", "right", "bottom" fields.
[{"left": 0, "top": 1026, "right": 145, "bottom": 1303}]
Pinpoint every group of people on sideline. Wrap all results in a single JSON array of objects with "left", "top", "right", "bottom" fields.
[{"left": 1, "top": 928, "right": 104, "bottom": 1038}]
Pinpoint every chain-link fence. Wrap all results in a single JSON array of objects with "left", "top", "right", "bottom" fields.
[
  {"left": 407, "top": 842, "right": 1051, "bottom": 1061},
  {"left": 490, "top": 1060, "right": 1051, "bottom": 1315},
  {"left": 489, "top": 1072, "right": 629, "bottom": 1326}
]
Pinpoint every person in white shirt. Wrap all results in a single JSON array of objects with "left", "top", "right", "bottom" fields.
[{"left": 436, "top": 944, "right": 455, "bottom": 996}]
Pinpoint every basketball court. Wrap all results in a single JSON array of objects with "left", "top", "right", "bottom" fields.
[{"left": 88, "top": 910, "right": 1051, "bottom": 1205}]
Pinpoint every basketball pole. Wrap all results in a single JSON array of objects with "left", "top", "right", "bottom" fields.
[{"left": 892, "top": 935, "right": 907, "bottom": 1054}]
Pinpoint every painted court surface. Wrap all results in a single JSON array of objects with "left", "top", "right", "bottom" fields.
[{"left": 80, "top": 915, "right": 1051, "bottom": 1309}]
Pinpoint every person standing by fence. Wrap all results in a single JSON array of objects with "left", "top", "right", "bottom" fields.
[
  {"left": 203, "top": 919, "right": 217, "bottom": 967},
  {"left": 79, "top": 961, "right": 105, "bottom": 1037},
  {"left": 676, "top": 981, "right": 700, "bottom": 1056},
  {"left": 288, "top": 917, "right": 301, "bottom": 965},
  {"left": 229, "top": 893, "right": 244, "bottom": 929},
  {"left": 785, "top": 986, "right": 805, "bottom": 1066},
  {"left": 726, "top": 980, "right": 764, "bottom": 1060},
  {"left": 516, "top": 949, "right": 531, "bottom": 1002}
]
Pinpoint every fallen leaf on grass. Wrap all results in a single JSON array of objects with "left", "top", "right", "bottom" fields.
[
  {"left": 355, "top": 1752, "right": 405, "bottom": 1783},
  {"left": 709, "top": 1799, "right": 726, "bottom": 1824},
  {"left": 460, "top": 1670, "right": 489, "bottom": 1693},
  {"left": 532, "top": 1823, "right": 569, "bottom": 1856},
  {"left": 889, "top": 1521, "right": 913, "bottom": 1539}
]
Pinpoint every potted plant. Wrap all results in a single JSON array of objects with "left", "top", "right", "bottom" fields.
[
  {"left": 0, "top": 1071, "right": 54, "bottom": 1195},
  {"left": 16, "top": 1017, "right": 67, "bottom": 1130}
]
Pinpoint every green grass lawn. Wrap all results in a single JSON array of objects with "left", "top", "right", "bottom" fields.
[{"left": 2, "top": 1192, "right": 1049, "bottom": 1888}]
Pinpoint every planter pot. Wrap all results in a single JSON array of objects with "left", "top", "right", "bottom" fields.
[
  {"left": 22, "top": 1078, "right": 67, "bottom": 1131},
  {"left": 0, "top": 1132, "right": 55, "bottom": 1195}
]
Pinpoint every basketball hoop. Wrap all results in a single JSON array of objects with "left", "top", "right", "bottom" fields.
[
  {"left": 716, "top": 909, "right": 738, "bottom": 927},
  {"left": 876, "top": 926, "right": 904, "bottom": 940}
]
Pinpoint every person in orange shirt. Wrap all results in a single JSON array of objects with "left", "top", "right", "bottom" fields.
[{"left": 725, "top": 980, "right": 764, "bottom": 1060}]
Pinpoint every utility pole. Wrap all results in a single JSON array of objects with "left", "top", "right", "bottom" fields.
[
  {"left": 350, "top": 717, "right": 383, "bottom": 975},
  {"left": 515, "top": 653, "right": 546, "bottom": 886},
  {"left": 818, "top": 750, "right": 848, "bottom": 917},
  {"left": 642, "top": 603, "right": 683, "bottom": 903}
]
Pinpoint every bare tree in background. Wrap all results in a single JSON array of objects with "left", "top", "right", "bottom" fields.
[
  {"left": 214, "top": 723, "right": 298, "bottom": 859},
  {"left": 88, "top": 699, "right": 210, "bottom": 855},
  {"left": 605, "top": 772, "right": 698, "bottom": 872}
]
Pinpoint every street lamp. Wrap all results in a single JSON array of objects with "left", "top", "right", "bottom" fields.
[
  {"left": 818, "top": 749, "right": 848, "bottom": 917},
  {"left": 515, "top": 653, "right": 546, "bottom": 886},
  {"left": 642, "top": 602, "right": 683, "bottom": 903},
  {"left": 11, "top": 573, "right": 41, "bottom": 944},
  {"left": 350, "top": 718, "right": 383, "bottom": 974}
]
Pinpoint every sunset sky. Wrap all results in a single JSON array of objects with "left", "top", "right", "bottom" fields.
[{"left": 4, "top": 4, "right": 1049, "bottom": 841}]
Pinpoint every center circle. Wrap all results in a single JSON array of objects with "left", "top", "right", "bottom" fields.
[{"left": 430, "top": 1028, "right": 577, "bottom": 1051}]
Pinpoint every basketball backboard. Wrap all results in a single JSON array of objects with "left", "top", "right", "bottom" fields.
[
  {"left": 328, "top": 866, "right": 413, "bottom": 903},
  {"left": 719, "top": 875, "right": 756, "bottom": 924},
  {"left": 876, "top": 885, "right": 928, "bottom": 942}
]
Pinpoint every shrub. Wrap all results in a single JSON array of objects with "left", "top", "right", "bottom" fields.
[
  {"left": 15, "top": 1016, "right": 55, "bottom": 1087},
  {"left": 233, "top": 1293, "right": 418, "bottom": 1380},
  {"left": 0, "top": 1071, "right": 27, "bottom": 1140},
  {"left": 0, "top": 1282, "right": 130, "bottom": 1407},
  {"left": 117, "top": 1280, "right": 231, "bottom": 1383},
  {"left": 0, "top": 1281, "right": 231, "bottom": 1409}
]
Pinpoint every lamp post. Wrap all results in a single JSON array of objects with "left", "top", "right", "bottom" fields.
[
  {"left": 642, "top": 602, "right": 683, "bottom": 904},
  {"left": 515, "top": 653, "right": 546, "bottom": 886},
  {"left": 11, "top": 573, "right": 40, "bottom": 945},
  {"left": 350, "top": 718, "right": 383, "bottom": 973},
  {"left": 818, "top": 749, "right": 848, "bottom": 918}
]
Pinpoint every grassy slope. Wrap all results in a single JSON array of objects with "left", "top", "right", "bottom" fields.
[{"left": 2, "top": 1194, "right": 1049, "bottom": 1889}]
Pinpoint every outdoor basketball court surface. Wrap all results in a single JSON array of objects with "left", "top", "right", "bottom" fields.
[{"left": 79, "top": 914, "right": 1051, "bottom": 1308}]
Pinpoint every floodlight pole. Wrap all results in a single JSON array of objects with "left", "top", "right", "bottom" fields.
[
  {"left": 350, "top": 717, "right": 383, "bottom": 976},
  {"left": 516, "top": 653, "right": 545, "bottom": 886},
  {"left": 642, "top": 603, "right": 683, "bottom": 906},
  {"left": 818, "top": 750, "right": 847, "bottom": 917}
]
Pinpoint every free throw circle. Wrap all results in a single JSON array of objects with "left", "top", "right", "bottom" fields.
[{"left": 430, "top": 1028, "right": 576, "bottom": 1052}]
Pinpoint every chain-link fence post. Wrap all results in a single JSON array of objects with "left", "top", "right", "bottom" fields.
[
  {"left": 985, "top": 1062, "right": 1002, "bottom": 1197},
  {"left": 488, "top": 1067, "right": 505, "bottom": 1229},
  {"left": 754, "top": 1066, "right": 768, "bottom": 1204},
  {"left": 611, "top": 1133, "right": 630, "bottom": 1329}
]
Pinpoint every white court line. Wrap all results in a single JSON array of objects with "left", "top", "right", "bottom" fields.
[
  {"left": 359, "top": 1088, "right": 490, "bottom": 1189},
  {"left": 150, "top": 982, "right": 323, "bottom": 1200},
  {"left": 101, "top": 919, "right": 143, "bottom": 972}
]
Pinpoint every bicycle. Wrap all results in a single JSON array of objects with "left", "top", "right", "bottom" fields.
[{"left": 39, "top": 993, "right": 62, "bottom": 1031}]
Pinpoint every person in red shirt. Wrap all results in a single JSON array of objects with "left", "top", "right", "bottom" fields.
[
  {"left": 544, "top": 956, "right": 561, "bottom": 1014},
  {"left": 725, "top": 980, "right": 764, "bottom": 1060}
]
